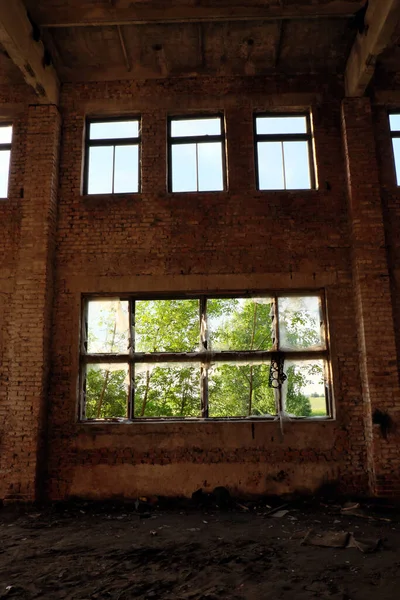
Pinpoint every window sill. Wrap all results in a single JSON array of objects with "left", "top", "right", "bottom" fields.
[
  {"left": 78, "top": 415, "right": 334, "bottom": 425},
  {"left": 82, "top": 192, "right": 142, "bottom": 200}
]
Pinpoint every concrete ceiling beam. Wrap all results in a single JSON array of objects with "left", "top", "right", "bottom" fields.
[
  {"left": 345, "top": 0, "right": 400, "bottom": 97},
  {"left": 33, "top": 1, "right": 364, "bottom": 28},
  {"left": 0, "top": 0, "right": 59, "bottom": 104}
]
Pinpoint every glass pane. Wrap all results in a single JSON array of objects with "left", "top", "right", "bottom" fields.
[
  {"left": 392, "top": 138, "right": 400, "bottom": 185},
  {"left": 256, "top": 116, "right": 307, "bottom": 135},
  {"left": 283, "top": 360, "right": 327, "bottom": 417},
  {"left": 171, "top": 144, "right": 197, "bottom": 192},
  {"left": 87, "top": 146, "right": 113, "bottom": 194},
  {"left": 0, "top": 150, "right": 10, "bottom": 198},
  {"left": 0, "top": 125, "right": 12, "bottom": 144},
  {"left": 135, "top": 299, "right": 199, "bottom": 353},
  {"left": 389, "top": 114, "right": 400, "bottom": 132},
  {"left": 90, "top": 120, "right": 139, "bottom": 140},
  {"left": 208, "top": 363, "right": 275, "bottom": 417},
  {"left": 171, "top": 118, "right": 221, "bottom": 137},
  {"left": 257, "top": 141, "right": 284, "bottom": 190},
  {"left": 283, "top": 141, "right": 312, "bottom": 190},
  {"left": 278, "top": 296, "right": 324, "bottom": 350},
  {"left": 207, "top": 298, "right": 273, "bottom": 351},
  {"left": 114, "top": 145, "right": 139, "bottom": 193},
  {"left": 85, "top": 363, "right": 129, "bottom": 419},
  {"left": 198, "top": 142, "right": 224, "bottom": 191},
  {"left": 87, "top": 299, "right": 130, "bottom": 354},
  {"left": 135, "top": 363, "right": 200, "bottom": 417}
]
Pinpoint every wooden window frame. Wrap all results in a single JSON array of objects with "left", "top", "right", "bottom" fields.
[
  {"left": 389, "top": 111, "right": 400, "bottom": 186},
  {"left": 167, "top": 114, "right": 227, "bottom": 193},
  {"left": 0, "top": 123, "right": 12, "bottom": 199},
  {"left": 83, "top": 116, "right": 141, "bottom": 195},
  {"left": 79, "top": 291, "right": 332, "bottom": 421},
  {"left": 254, "top": 112, "right": 316, "bottom": 191}
]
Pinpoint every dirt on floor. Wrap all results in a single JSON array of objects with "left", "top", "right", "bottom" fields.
[{"left": 0, "top": 496, "right": 398, "bottom": 599}]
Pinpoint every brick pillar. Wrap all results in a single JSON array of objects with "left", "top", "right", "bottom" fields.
[
  {"left": 1, "top": 105, "right": 61, "bottom": 501},
  {"left": 342, "top": 98, "right": 400, "bottom": 497}
]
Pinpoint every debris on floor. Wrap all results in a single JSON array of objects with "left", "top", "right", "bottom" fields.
[{"left": 302, "top": 529, "right": 382, "bottom": 553}]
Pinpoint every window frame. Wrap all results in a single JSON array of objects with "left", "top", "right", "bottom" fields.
[
  {"left": 389, "top": 111, "right": 400, "bottom": 186},
  {"left": 79, "top": 291, "right": 332, "bottom": 422},
  {"left": 254, "top": 112, "right": 316, "bottom": 191},
  {"left": 0, "top": 122, "right": 12, "bottom": 199},
  {"left": 167, "top": 114, "right": 227, "bottom": 193},
  {"left": 83, "top": 116, "right": 141, "bottom": 196}
]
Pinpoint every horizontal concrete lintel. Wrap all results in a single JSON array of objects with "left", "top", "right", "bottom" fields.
[{"left": 61, "top": 271, "right": 339, "bottom": 294}]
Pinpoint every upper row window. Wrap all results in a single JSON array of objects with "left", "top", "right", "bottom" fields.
[
  {"left": 84, "top": 119, "right": 140, "bottom": 195},
  {"left": 84, "top": 114, "right": 316, "bottom": 195},
  {"left": 0, "top": 124, "right": 12, "bottom": 198},
  {"left": 390, "top": 114, "right": 400, "bottom": 185}
]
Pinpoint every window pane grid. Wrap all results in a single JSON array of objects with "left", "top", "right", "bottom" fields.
[
  {"left": 389, "top": 114, "right": 400, "bottom": 185},
  {"left": 85, "top": 118, "right": 140, "bottom": 195},
  {"left": 81, "top": 294, "right": 331, "bottom": 420},
  {"left": 0, "top": 124, "right": 12, "bottom": 199},
  {"left": 169, "top": 116, "right": 225, "bottom": 192},
  {"left": 255, "top": 114, "right": 314, "bottom": 191}
]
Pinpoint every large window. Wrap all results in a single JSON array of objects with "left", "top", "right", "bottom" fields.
[
  {"left": 80, "top": 293, "right": 331, "bottom": 421},
  {"left": 255, "top": 114, "right": 315, "bottom": 190},
  {"left": 0, "top": 124, "right": 12, "bottom": 198},
  {"left": 168, "top": 116, "right": 226, "bottom": 192},
  {"left": 389, "top": 113, "right": 400, "bottom": 185},
  {"left": 84, "top": 118, "right": 140, "bottom": 195}
]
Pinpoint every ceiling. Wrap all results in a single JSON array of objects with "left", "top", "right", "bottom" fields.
[{"left": 0, "top": 1, "right": 398, "bottom": 88}]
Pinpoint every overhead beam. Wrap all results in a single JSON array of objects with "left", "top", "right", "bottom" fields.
[
  {"left": 0, "top": 0, "right": 59, "bottom": 104},
  {"left": 35, "top": 1, "right": 364, "bottom": 28},
  {"left": 345, "top": 0, "right": 400, "bottom": 97}
]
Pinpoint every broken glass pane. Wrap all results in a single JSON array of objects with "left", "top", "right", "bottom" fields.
[
  {"left": 135, "top": 299, "right": 199, "bottom": 352},
  {"left": 208, "top": 363, "right": 275, "bottom": 417},
  {"left": 171, "top": 118, "right": 221, "bottom": 137},
  {"left": 87, "top": 146, "right": 113, "bottom": 194},
  {"left": 282, "top": 359, "right": 327, "bottom": 417},
  {"left": 198, "top": 142, "right": 224, "bottom": 191},
  {"left": 392, "top": 138, "right": 400, "bottom": 185},
  {"left": 171, "top": 144, "right": 197, "bottom": 192},
  {"left": 134, "top": 363, "right": 200, "bottom": 417},
  {"left": 257, "top": 142, "right": 285, "bottom": 190},
  {"left": 278, "top": 296, "right": 324, "bottom": 350},
  {"left": 87, "top": 299, "right": 130, "bottom": 354},
  {"left": 207, "top": 298, "right": 273, "bottom": 352},
  {"left": 283, "top": 141, "right": 311, "bottom": 189},
  {"left": 0, "top": 125, "right": 12, "bottom": 144},
  {"left": 90, "top": 120, "right": 139, "bottom": 140},
  {"left": 85, "top": 363, "right": 129, "bottom": 419},
  {"left": 256, "top": 116, "right": 307, "bottom": 135},
  {"left": 114, "top": 145, "right": 139, "bottom": 193},
  {"left": 0, "top": 150, "right": 10, "bottom": 198}
]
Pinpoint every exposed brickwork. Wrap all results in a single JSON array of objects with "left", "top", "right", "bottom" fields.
[
  {"left": 342, "top": 98, "right": 400, "bottom": 497},
  {"left": 0, "top": 103, "right": 61, "bottom": 501},
  {"left": 0, "top": 75, "right": 399, "bottom": 501}
]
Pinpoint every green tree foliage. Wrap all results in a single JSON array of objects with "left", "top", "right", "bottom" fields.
[
  {"left": 85, "top": 366, "right": 128, "bottom": 418},
  {"left": 85, "top": 297, "right": 324, "bottom": 419}
]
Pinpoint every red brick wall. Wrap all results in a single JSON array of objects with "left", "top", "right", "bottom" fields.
[
  {"left": 46, "top": 77, "right": 369, "bottom": 500},
  {"left": 1, "top": 75, "right": 400, "bottom": 501}
]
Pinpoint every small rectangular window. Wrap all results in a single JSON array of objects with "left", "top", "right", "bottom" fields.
[
  {"left": 0, "top": 124, "right": 12, "bottom": 199},
  {"left": 168, "top": 116, "right": 226, "bottom": 192},
  {"left": 84, "top": 118, "right": 140, "bottom": 195},
  {"left": 389, "top": 113, "right": 400, "bottom": 185},
  {"left": 80, "top": 293, "right": 332, "bottom": 421},
  {"left": 255, "top": 114, "right": 315, "bottom": 191}
]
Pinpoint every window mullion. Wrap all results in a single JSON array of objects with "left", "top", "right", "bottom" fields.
[
  {"left": 200, "top": 297, "right": 208, "bottom": 417},
  {"left": 128, "top": 299, "right": 135, "bottom": 420}
]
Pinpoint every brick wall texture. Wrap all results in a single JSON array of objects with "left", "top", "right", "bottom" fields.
[{"left": 0, "top": 75, "right": 399, "bottom": 501}]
